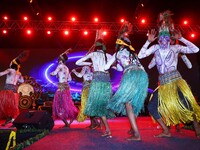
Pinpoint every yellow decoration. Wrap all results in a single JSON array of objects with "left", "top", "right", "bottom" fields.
[{"left": 116, "top": 39, "right": 135, "bottom": 51}]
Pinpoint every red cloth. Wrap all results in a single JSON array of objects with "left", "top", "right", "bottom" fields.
[{"left": 0, "top": 90, "right": 20, "bottom": 119}]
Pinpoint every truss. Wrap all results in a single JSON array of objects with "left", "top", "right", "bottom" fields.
[{"left": 0, "top": 20, "right": 200, "bottom": 34}]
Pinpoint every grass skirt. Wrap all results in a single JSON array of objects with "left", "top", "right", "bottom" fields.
[
  {"left": 0, "top": 90, "right": 19, "bottom": 119},
  {"left": 158, "top": 78, "right": 200, "bottom": 126},
  {"left": 77, "top": 86, "right": 89, "bottom": 122},
  {"left": 53, "top": 89, "right": 78, "bottom": 120},
  {"left": 84, "top": 72, "right": 115, "bottom": 118},
  {"left": 107, "top": 69, "right": 149, "bottom": 116}
]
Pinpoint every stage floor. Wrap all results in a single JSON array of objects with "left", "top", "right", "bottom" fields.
[{"left": 1, "top": 116, "right": 200, "bottom": 150}]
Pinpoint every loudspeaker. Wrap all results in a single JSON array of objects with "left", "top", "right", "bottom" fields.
[{"left": 13, "top": 110, "right": 54, "bottom": 130}]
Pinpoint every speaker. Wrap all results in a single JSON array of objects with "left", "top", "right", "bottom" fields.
[{"left": 13, "top": 110, "right": 54, "bottom": 130}]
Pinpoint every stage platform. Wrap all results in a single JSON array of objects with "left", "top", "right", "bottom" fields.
[{"left": 0, "top": 116, "right": 200, "bottom": 150}]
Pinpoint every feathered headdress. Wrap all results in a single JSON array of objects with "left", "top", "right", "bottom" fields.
[
  {"left": 157, "top": 10, "right": 174, "bottom": 37},
  {"left": 87, "top": 29, "right": 106, "bottom": 54},
  {"left": 116, "top": 21, "right": 135, "bottom": 51}
]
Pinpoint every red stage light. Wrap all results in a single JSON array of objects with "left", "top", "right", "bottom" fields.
[
  {"left": 120, "top": 19, "right": 125, "bottom": 23},
  {"left": 64, "top": 30, "right": 69, "bottom": 35},
  {"left": 102, "top": 31, "right": 107, "bottom": 36},
  {"left": 94, "top": 17, "right": 99, "bottom": 22},
  {"left": 23, "top": 16, "right": 28, "bottom": 21},
  {"left": 3, "top": 16, "right": 8, "bottom": 20},
  {"left": 26, "top": 30, "right": 32, "bottom": 35},
  {"left": 48, "top": 17, "right": 52, "bottom": 21},
  {"left": 2, "top": 30, "right": 7, "bottom": 34},
  {"left": 71, "top": 17, "right": 76, "bottom": 22},
  {"left": 183, "top": 20, "right": 188, "bottom": 25},
  {"left": 83, "top": 31, "right": 88, "bottom": 35},
  {"left": 190, "top": 33, "right": 195, "bottom": 38},
  {"left": 47, "top": 31, "right": 51, "bottom": 35},
  {"left": 141, "top": 19, "right": 146, "bottom": 24}
]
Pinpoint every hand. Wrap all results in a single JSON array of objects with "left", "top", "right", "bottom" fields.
[
  {"left": 172, "top": 29, "right": 182, "bottom": 40},
  {"left": 72, "top": 69, "right": 76, "bottom": 73},
  {"left": 148, "top": 29, "right": 157, "bottom": 42}
]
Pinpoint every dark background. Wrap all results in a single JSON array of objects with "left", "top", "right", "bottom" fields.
[{"left": 0, "top": 0, "right": 200, "bottom": 100}]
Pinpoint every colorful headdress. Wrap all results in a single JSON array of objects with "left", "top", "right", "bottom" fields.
[
  {"left": 116, "top": 21, "right": 135, "bottom": 51},
  {"left": 87, "top": 29, "right": 106, "bottom": 54},
  {"left": 157, "top": 10, "right": 174, "bottom": 37}
]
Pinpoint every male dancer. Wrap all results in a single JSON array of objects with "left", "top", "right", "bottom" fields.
[{"left": 138, "top": 10, "right": 200, "bottom": 138}]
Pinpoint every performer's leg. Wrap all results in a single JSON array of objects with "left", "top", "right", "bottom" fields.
[
  {"left": 148, "top": 91, "right": 171, "bottom": 138},
  {"left": 91, "top": 117, "right": 100, "bottom": 129},
  {"left": 125, "top": 103, "right": 141, "bottom": 141},
  {"left": 101, "top": 116, "right": 112, "bottom": 138},
  {"left": 62, "top": 119, "right": 70, "bottom": 128},
  {"left": 193, "top": 115, "right": 200, "bottom": 138}
]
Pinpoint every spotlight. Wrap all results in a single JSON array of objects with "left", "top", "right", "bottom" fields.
[
  {"left": 47, "top": 17, "right": 52, "bottom": 21},
  {"left": 183, "top": 20, "right": 188, "bottom": 25},
  {"left": 26, "top": 29, "right": 32, "bottom": 35},
  {"left": 120, "top": 19, "right": 125, "bottom": 23},
  {"left": 2, "top": 30, "right": 7, "bottom": 34},
  {"left": 47, "top": 30, "right": 51, "bottom": 35},
  {"left": 94, "top": 17, "right": 99, "bottom": 22},
  {"left": 83, "top": 31, "right": 88, "bottom": 35},
  {"left": 3, "top": 16, "right": 8, "bottom": 20},
  {"left": 23, "top": 16, "right": 28, "bottom": 21},
  {"left": 71, "top": 17, "right": 76, "bottom": 22},
  {"left": 64, "top": 30, "right": 69, "bottom": 35}
]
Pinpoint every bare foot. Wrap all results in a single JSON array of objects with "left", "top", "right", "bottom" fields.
[
  {"left": 101, "top": 131, "right": 112, "bottom": 138},
  {"left": 62, "top": 124, "right": 70, "bottom": 128},
  {"left": 126, "top": 135, "right": 141, "bottom": 141},
  {"left": 154, "top": 132, "right": 171, "bottom": 138}
]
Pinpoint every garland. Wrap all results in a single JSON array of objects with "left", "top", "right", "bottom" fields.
[{"left": 6, "top": 129, "right": 50, "bottom": 150}]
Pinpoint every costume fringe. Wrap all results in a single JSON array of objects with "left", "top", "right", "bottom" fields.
[
  {"left": 77, "top": 87, "right": 89, "bottom": 122},
  {"left": 53, "top": 89, "right": 78, "bottom": 120},
  {"left": 0, "top": 90, "right": 19, "bottom": 119},
  {"left": 107, "top": 69, "right": 149, "bottom": 116},
  {"left": 84, "top": 81, "right": 115, "bottom": 118},
  {"left": 158, "top": 79, "right": 200, "bottom": 126}
]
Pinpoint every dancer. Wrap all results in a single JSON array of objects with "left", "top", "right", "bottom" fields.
[
  {"left": 75, "top": 29, "right": 118, "bottom": 138},
  {"left": 0, "top": 51, "right": 28, "bottom": 126},
  {"left": 138, "top": 10, "right": 200, "bottom": 138},
  {"left": 72, "top": 66, "right": 100, "bottom": 129},
  {"left": 50, "top": 49, "right": 78, "bottom": 128},
  {"left": 105, "top": 21, "right": 149, "bottom": 141}
]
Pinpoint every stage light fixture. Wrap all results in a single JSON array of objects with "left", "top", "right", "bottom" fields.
[
  {"left": 47, "top": 17, "right": 52, "bottom": 21},
  {"left": 94, "top": 17, "right": 99, "bottom": 22},
  {"left": 183, "top": 20, "right": 188, "bottom": 25},
  {"left": 26, "top": 29, "right": 32, "bottom": 35},
  {"left": 47, "top": 30, "right": 51, "bottom": 35},
  {"left": 190, "top": 33, "right": 195, "bottom": 38},
  {"left": 2, "top": 30, "right": 7, "bottom": 34},
  {"left": 141, "top": 18, "right": 146, "bottom": 24},
  {"left": 64, "top": 30, "right": 69, "bottom": 35},
  {"left": 3, "top": 16, "right": 8, "bottom": 20},
  {"left": 120, "top": 19, "right": 125, "bottom": 23},
  {"left": 23, "top": 16, "right": 28, "bottom": 21},
  {"left": 71, "top": 17, "right": 76, "bottom": 22},
  {"left": 83, "top": 31, "right": 88, "bottom": 35},
  {"left": 102, "top": 31, "right": 107, "bottom": 36}
]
